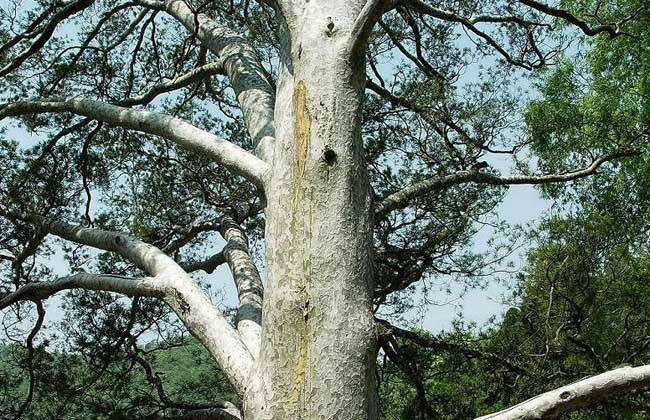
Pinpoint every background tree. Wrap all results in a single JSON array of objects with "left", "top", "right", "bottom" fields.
[
  {"left": 378, "top": 2, "right": 650, "bottom": 418},
  {"left": 0, "top": 0, "right": 648, "bottom": 419}
]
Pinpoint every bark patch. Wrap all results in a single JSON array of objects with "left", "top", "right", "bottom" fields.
[{"left": 292, "top": 80, "right": 311, "bottom": 210}]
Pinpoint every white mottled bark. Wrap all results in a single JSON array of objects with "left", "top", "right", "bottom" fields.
[
  {"left": 18, "top": 215, "right": 254, "bottom": 396},
  {"left": 220, "top": 217, "right": 263, "bottom": 358},
  {"left": 0, "top": 98, "right": 269, "bottom": 188},
  {"left": 476, "top": 365, "right": 650, "bottom": 420},
  {"left": 0, "top": 273, "right": 165, "bottom": 309},
  {"left": 243, "top": 2, "right": 379, "bottom": 419}
]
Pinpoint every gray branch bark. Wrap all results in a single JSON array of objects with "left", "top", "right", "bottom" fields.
[
  {"left": 2, "top": 214, "right": 255, "bottom": 396},
  {"left": 220, "top": 217, "right": 263, "bottom": 357},
  {"left": 375, "top": 151, "right": 637, "bottom": 217},
  {"left": 138, "top": 0, "right": 276, "bottom": 161}
]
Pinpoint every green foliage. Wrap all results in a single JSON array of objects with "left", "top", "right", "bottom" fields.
[{"left": 0, "top": 337, "right": 234, "bottom": 420}]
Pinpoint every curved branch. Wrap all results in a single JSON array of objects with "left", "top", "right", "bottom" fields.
[
  {"left": 0, "top": 273, "right": 164, "bottom": 309},
  {"left": 377, "top": 318, "right": 528, "bottom": 375},
  {"left": 375, "top": 151, "right": 638, "bottom": 217},
  {"left": 349, "top": 0, "right": 393, "bottom": 54},
  {"left": 1, "top": 214, "right": 255, "bottom": 396},
  {"left": 395, "top": 0, "right": 548, "bottom": 69},
  {"left": 518, "top": 0, "right": 642, "bottom": 38},
  {"left": 130, "top": 348, "right": 242, "bottom": 419},
  {"left": 10, "top": 301, "right": 45, "bottom": 420},
  {"left": 182, "top": 252, "right": 227, "bottom": 274},
  {"left": 476, "top": 365, "right": 650, "bottom": 420},
  {"left": 0, "top": 97, "right": 269, "bottom": 189},
  {"left": 138, "top": 0, "right": 276, "bottom": 160},
  {"left": 118, "top": 61, "right": 225, "bottom": 107}
]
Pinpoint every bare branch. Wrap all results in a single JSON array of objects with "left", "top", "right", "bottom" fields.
[
  {"left": 118, "top": 61, "right": 225, "bottom": 107},
  {"left": 182, "top": 252, "right": 227, "bottom": 274},
  {"left": 129, "top": 347, "right": 241, "bottom": 419},
  {"left": 1, "top": 214, "right": 255, "bottom": 396},
  {"left": 0, "top": 273, "right": 165, "bottom": 309},
  {"left": 0, "top": 97, "right": 269, "bottom": 189},
  {"left": 377, "top": 318, "right": 528, "bottom": 375},
  {"left": 476, "top": 365, "right": 650, "bottom": 420},
  {"left": 395, "top": 0, "right": 549, "bottom": 69},
  {"left": 10, "top": 301, "right": 45, "bottom": 420},
  {"left": 375, "top": 151, "right": 638, "bottom": 217},
  {"left": 138, "top": 0, "right": 276, "bottom": 160}
]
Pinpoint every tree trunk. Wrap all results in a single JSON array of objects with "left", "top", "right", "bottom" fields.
[{"left": 244, "top": 3, "right": 378, "bottom": 419}]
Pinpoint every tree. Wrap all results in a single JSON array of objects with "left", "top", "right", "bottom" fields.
[{"left": 0, "top": 0, "right": 648, "bottom": 419}]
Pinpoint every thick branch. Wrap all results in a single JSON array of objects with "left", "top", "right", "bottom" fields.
[
  {"left": 0, "top": 273, "right": 165, "bottom": 309},
  {"left": 0, "top": 97, "right": 268, "bottom": 189},
  {"left": 3, "top": 214, "right": 254, "bottom": 396},
  {"left": 375, "top": 152, "right": 637, "bottom": 217},
  {"left": 476, "top": 365, "right": 650, "bottom": 419},
  {"left": 220, "top": 217, "right": 263, "bottom": 357},
  {"left": 182, "top": 252, "right": 227, "bottom": 274},
  {"left": 349, "top": 0, "right": 393, "bottom": 54},
  {"left": 139, "top": 0, "right": 276, "bottom": 160}
]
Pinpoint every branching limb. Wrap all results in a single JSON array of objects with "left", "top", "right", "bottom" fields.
[
  {"left": 375, "top": 151, "right": 638, "bottom": 218},
  {"left": 476, "top": 365, "right": 650, "bottom": 420},
  {"left": 162, "top": 222, "right": 221, "bottom": 255},
  {"left": 0, "top": 274, "right": 164, "bottom": 309},
  {"left": 0, "top": 97, "right": 269, "bottom": 189},
  {"left": 518, "top": 0, "right": 644, "bottom": 38},
  {"left": 118, "top": 61, "right": 225, "bottom": 107},
  {"left": 129, "top": 344, "right": 242, "bottom": 419},
  {"left": 377, "top": 318, "right": 528, "bottom": 375},
  {"left": 379, "top": 335, "right": 435, "bottom": 419},
  {"left": 137, "top": 0, "right": 276, "bottom": 161},
  {"left": 395, "top": 0, "right": 549, "bottom": 69},
  {"left": 1, "top": 214, "right": 255, "bottom": 396}
]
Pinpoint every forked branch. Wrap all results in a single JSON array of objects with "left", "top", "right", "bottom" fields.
[
  {"left": 0, "top": 213, "right": 255, "bottom": 396},
  {"left": 375, "top": 151, "right": 638, "bottom": 217},
  {"left": 137, "top": 0, "right": 276, "bottom": 160}
]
